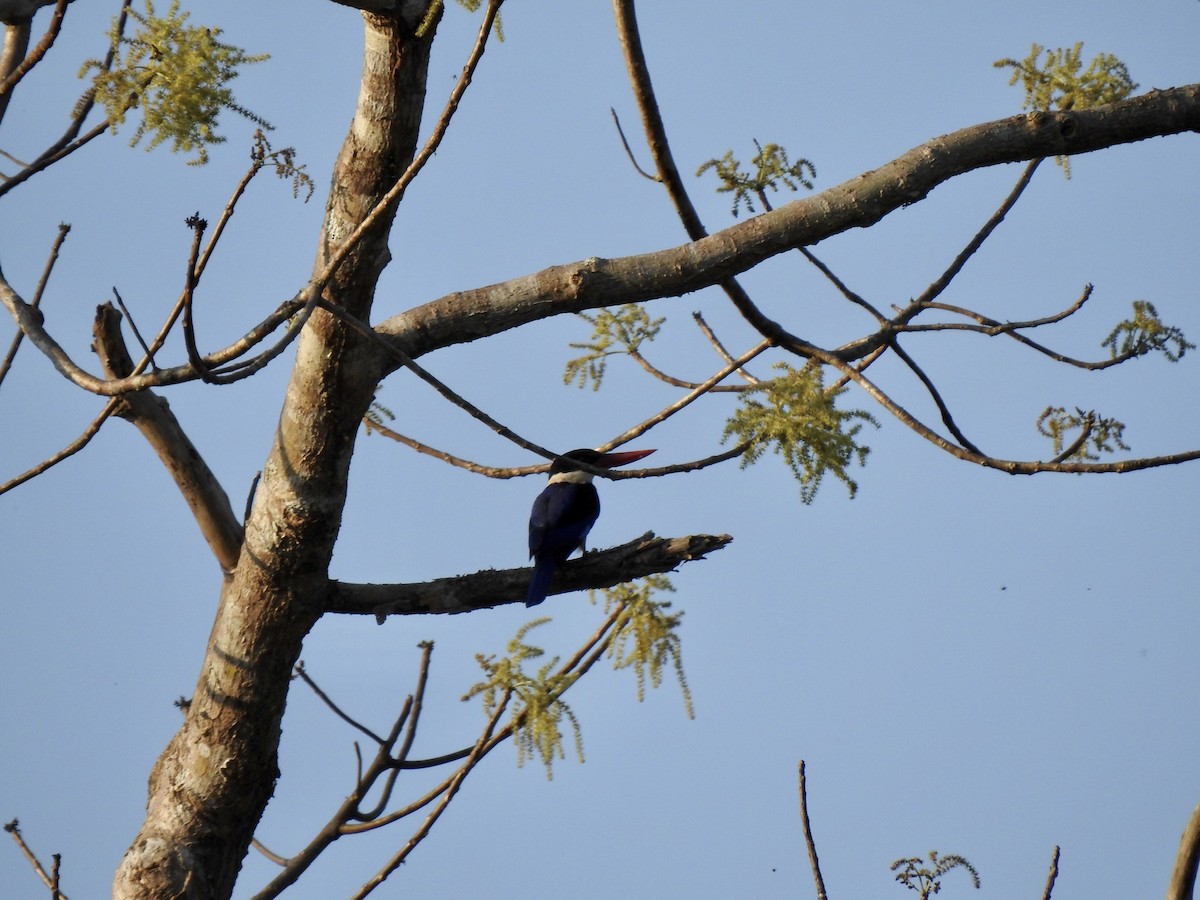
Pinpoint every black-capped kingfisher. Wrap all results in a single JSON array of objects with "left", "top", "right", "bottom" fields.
[{"left": 525, "top": 447, "right": 656, "bottom": 607}]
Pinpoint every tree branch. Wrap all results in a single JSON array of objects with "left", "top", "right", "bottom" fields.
[
  {"left": 1041, "top": 845, "right": 1060, "bottom": 900},
  {"left": 377, "top": 83, "right": 1200, "bottom": 360},
  {"left": 92, "top": 302, "right": 243, "bottom": 571},
  {"left": 0, "top": 221, "right": 68, "bottom": 388},
  {"left": 329, "top": 532, "right": 732, "bottom": 618},
  {"left": 798, "top": 761, "right": 828, "bottom": 900},
  {"left": 1168, "top": 800, "right": 1200, "bottom": 900}
]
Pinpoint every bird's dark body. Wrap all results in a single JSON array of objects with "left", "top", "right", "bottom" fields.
[
  {"left": 526, "top": 481, "right": 600, "bottom": 607},
  {"left": 523, "top": 447, "right": 654, "bottom": 607}
]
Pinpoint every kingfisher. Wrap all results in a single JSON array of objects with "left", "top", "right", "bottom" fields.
[{"left": 525, "top": 447, "right": 656, "bottom": 607}]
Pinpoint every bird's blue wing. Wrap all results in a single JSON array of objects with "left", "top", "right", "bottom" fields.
[{"left": 528, "top": 482, "right": 600, "bottom": 558}]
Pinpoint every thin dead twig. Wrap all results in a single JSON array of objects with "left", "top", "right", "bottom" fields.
[{"left": 798, "top": 762, "right": 828, "bottom": 900}]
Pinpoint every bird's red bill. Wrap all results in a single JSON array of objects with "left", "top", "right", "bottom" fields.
[{"left": 595, "top": 448, "right": 656, "bottom": 468}]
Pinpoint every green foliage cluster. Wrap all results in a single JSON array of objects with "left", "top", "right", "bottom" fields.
[
  {"left": 563, "top": 304, "right": 665, "bottom": 390},
  {"left": 994, "top": 42, "right": 1137, "bottom": 176},
  {"left": 1102, "top": 300, "right": 1194, "bottom": 362},
  {"left": 81, "top": 0, "right": 271, "bottom": 166},
  {"left": 994, "top": 42, "right": 1137, "bottom": 112},
  {"left": 696, "top": 141, "right": 816, "bottom": 217},
  {"left": 891, "top": 851, "right": 980, "bottom": 899},
  {"left": 723, "top": 362, "right": 878, "bottom": 504},
  {"left": 462, "top": 578, "right": 692, "bottom": 778},
  {"left": 1037, "top": 407, "right": 1130, "bottom": 462},
  {"left": 463, "top": 619, "right": 583, "bottom": 779},
  {"left": 598, "top": 576, "right": 694, "bottom": 718}
]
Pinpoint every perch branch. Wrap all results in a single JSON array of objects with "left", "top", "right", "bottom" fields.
[{"left": 330, "top": 532, "right": 732, "bottom": 618}]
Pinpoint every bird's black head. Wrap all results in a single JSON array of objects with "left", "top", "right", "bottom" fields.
[{"left": 550, "top": 448, "right": 656, "bottom": 474}]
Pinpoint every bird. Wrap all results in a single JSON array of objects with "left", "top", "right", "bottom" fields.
[{"left": 525, "top": 447, "right": 656, "bottom": 607}]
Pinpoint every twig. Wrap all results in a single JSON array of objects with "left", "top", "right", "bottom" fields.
[
  {"left": 692, "top": 311, "right": 760, "bottom": 383},
  {"left": 294, "top": 662, "right": 385, "bottom": 745},
  {"left": 250, "top": 838, "right": 290, "bottom": 867},
  {"left": 251, "top": 648, "right": 429, "bottom": 899},
  {"left": 598, "top": 338, "right": 772, "bottom": 451},
  {"left": 180, "top": 214, "right": 213, "bottom": 381},
  {"left": 1040, "top": 845, "right": 1060, "bottom": 900},
  {"left": 888, "top": 339, "right": 983, "bottom": 455},
  {"left": 609, "top": 107, "right": 659, "bottom": 181},
  {"left": 810, "top": 341, "right": 1200, "bottom": 475},
  {"left": 358, "top": 642, "right": 434, "bottom": 820},
  {"left": 0, "top": 400, "right": 120, "bottom": 496},
  {"left": 110, "top": 287, "right": 154, "bottom": 365},
  {"left": 915, "top": 159, "right": 1042, "bottom": 311},
  {"left": 0, "top": 0, "right": 70, "bottom": 101},
  {"left": 351, "top": 688, "right": 512, "bottom": 899},
  {"left": 3, "top": 819, "right": 68, "bottom": 899},
  {"left": 798, "top": 762, "right": 828, "bottom": 900},
  {"left": 0, "top": 222, "right": 69, "bottom": 389},
  {"left": 798, "top": 246, "right": 888, "bottom": 323},
  {"left": 0, "top": 118, "right": 109, "bottom": 199},
  {"left": 312, "top": 0, "right": 504, "bottom": 292},
  {"left": 625, "top": 346, "right": 743, "bottom": 391},
  {"left": 611, "top": 0, "right": 817, "bottom": 362},
  {"left": 361, "top": 423, "right": 544, "bottom": 477}
]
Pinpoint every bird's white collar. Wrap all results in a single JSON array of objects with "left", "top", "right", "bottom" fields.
[{"left": 547, "top": 469, "right": 594, "bottom": 486}]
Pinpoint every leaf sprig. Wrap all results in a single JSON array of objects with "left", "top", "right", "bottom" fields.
[
  {"left": 994, "top": 42, "right": 1137, "bottom": 176},
  {"left": 891, "top": 851, "right": 981, "bottom": 899},
  {"left": 723, "top": 362, "right": 878, "bottom": 503},
  {"left": 696, "top": 141, "right": 816, "bottom": 217},
  {"left": 598, "top": 577, "right": 693, "bottom": 718},
  {"left": 462, "top": 619, "right": 583, "bottom": 779},
  {"left": 82, "top": 0, "right": 271, "bottom": 166},
  {"left": 564, "top": 304, "right": 665, "bottom": 391},
  {"left": 1102, "top": 300, "right": 1194, "bottom": 363},
  {"left": 1037, "top": 407, "right": 1130, "bottom": 462}
]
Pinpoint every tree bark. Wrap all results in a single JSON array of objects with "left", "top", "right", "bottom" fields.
[
  {"left": 377, "top": 84, "right": 1200, "bottom": 362},
  {"left": 112, "top": 7, "right": 439, "bottom": 898}
]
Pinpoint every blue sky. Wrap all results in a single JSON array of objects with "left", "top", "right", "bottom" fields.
[{"left": 2, "top": 2, "right": 1199, "bottom": 897}]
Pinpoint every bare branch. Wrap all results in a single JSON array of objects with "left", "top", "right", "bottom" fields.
[
  {"left": 609, "top": 106, "right": 659, "bottom": 181},
  {"left": 692, "top": 312, "right": 760, "bottom": 383},
  {"left": 625, "top": 346, "right": 742, "bottom": 391},
  {"left": 1168, "top": 800, "right": 1200, "bottom": 900},
  {"left": 251, "top": 648, "right": 430, "bottom": 899},
  {"left": 0, "top": 0, "right": 69, "bottom": 118},
  {"left": 0, "top": 221, "right": 68, "bottom": 388},
  {"left": 3, "top": 819, "right": 68, "bottom": 899},
  {"left": 797, "top": 762, "right": 828, "bottom": 900},
  {"left": 0, "top": 117, "right": 108, "bottom": 198},
  {"left": 814, "top": 343, "right": 1200, "bottom": 475},
  {"left": 598, "top": 339, "right": 772, "bottom": 450},
  {"left": 914, "top": 159, "right": 1042, "bottom": 311},
  {"left": 798, "top": 246, "right": 888, "bottom": 324},
  {"left": 887, "top": 339, "right": 984, "bottom": 455},
  {"left": 311, "top": 0, "right": 504, "bottom": 291},
  {"left": 92, "top": 302, "right": 243, "bottom": 570},
  {"left": 379, "top": 81, "right": 1200, "bottom": 360},
  {"left": 361, "top": 423, "right": 545, "bottom": 477},
  {"left": 293, "top": 661, "right": 386, "bottom": 745},
  {"left": 330, "top": 532, "right": 732, "bottom": 618},
  {"left": 350, "top": 686, "right": 511, "bottom": 899},
  {"left": 1041, "top": 845, "right": 1061, "bottom": 900},
  {"left": 0, "top": 399, "right": 119, "bottom": 495},
  {"left": 109, "top": 287, "right": 154, "bottom": 365},
  {"left": 904, "top": 287, "right": 1139, "bottom": 371}
]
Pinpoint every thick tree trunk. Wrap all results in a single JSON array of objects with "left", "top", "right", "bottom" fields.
[{"left": 112, "top": 8, "right": 437, "bottom": 898}]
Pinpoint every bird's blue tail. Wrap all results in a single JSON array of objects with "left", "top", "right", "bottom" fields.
[{"left": 525, "top": 556, "right": 558, "bottom": 607}]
